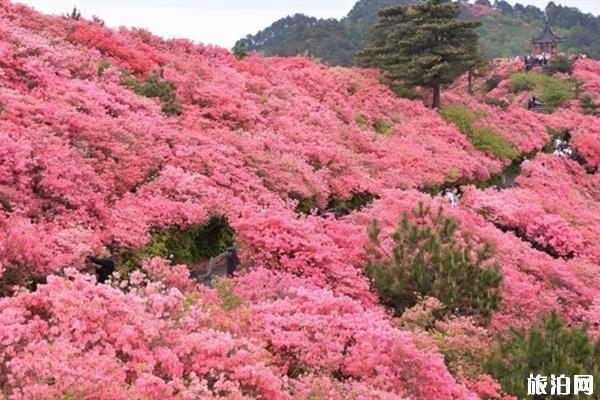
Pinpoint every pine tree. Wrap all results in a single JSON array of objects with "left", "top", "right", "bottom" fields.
[
  {"left": 365, "top": 203, "right": 502, "bottom": 320},
  {"left": 486, "top": 311, "right": 600, "bottom": 399},
  {"left": 68, "top": 6, "right": 81, "bottom": 20},
  {"left": 358, "top": 0, "right": 482, "bottom": 108}
]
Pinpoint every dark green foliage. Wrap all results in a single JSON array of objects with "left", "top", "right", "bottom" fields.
[
  {"left": 358, "top": 0, "right": 482, "bottom": 108},
  {"left": 581, "top": 95, "right": 599, "bottom": 116},
  {"left": 67, "top": 6, "right": 81, "bottom": 20},
  {"left": 484, "top": 74, "right": 502, "bottom": 92},
  {"left": 289, "top": 192, "right": 318, "bottom": 214},
  {"left": 327, "top": 191, "right": 378, "bottom": 216},
  {"left": 373, "top": 118, "right": 392, "bottom": 134},
  {"left": 486, "top": 311, "right": 600, "bottom": 399},
  {"left": 235, "top": 0, "right": 600, "bottom": 66},
  {"left": 476, "top": 157, "right": 524, "bottom": 189},
  {"left": 235, "top": 14, "right": 358, "bottom": 67},
  {"left": 391, "top": 83, "right": 421, "bottom": 99},
  {"left": 477, "top": 12, "right": 539, "bottom": 59},
  {"left": 420, "top": 183, "right": 444, "bottom": 197},
  {"left": 548, "top": 54, "right": 573, "bottom": 75},
  {"left": 123, "top": 72, "right": 182, "bottom": 116},
  {"left": 355, "top": 113, "right": 394, "bottom": 133},
  {"left": 483, "top": 97, "right": 509, "bottom": 109},
  {"left": 440, "top": 104, "right": 519, "bottom": 160},
  {"left": 232, "top": 43, "right": 248, "bottom": 60},
  {"left": 160, "top": 100, "right": 182, "bottom": 117},
  {"left": 355, "top": 112, "right": 369, "bottom": 128},
  {"left": 97, "top": 59, "right": 111, "bottom": 77},
  {"left": 365, "top": 204, "right": 502, "bottom": 319},
  {"left": 116, "top": 216, "right": 235, "bottom": 272}
]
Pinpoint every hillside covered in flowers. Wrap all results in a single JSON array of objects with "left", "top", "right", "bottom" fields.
[{"left": 1, "top": 1, "right": 600, "bottom": 398}]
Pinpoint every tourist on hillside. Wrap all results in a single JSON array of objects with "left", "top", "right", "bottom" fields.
[
  {"left": 87, "top": 245, "right": 116, "bottom": 284},
  {"left": 528, "top": 95, "right": 544, "bottom": 110},
  {"left": 444, "top": 187, "right": 459, "bottom": 207},
  {"left": 225, "top": 246, "right": 240, "bottom": 277}
]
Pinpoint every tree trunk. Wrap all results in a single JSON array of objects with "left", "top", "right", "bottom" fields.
[
  {"left": 432, "top": 85, "right": 441, "bottom": 109},
  {"left": 468, "top": 70, "right": 473, "bottom": 95}
]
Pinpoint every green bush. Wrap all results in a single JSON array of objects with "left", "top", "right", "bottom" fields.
[
  {"left": 123, "top": 72, "right": 182, "bottom": 116},
  {"left": 116, "top": 216, "right": 235, "bottom": 272},
  {"left": 160, "top": 100, "right": 182, "bottom": 116},
  {"left": 484, "top": 74, "right": 502, "bottom": 92},
  {"left": 289, "top": 192, "right": 318, "bottom": 215},
  {"left": 543, "top": 78, "right": 577, "bottom": 112},
  {"left": 97, "top": 59, "right": 111, "bottom": 77},
  {"left": 365, "top": 204, "right": 502, "bottom": 320},
  {"left": 441, "top": 105, "right": 519, "bottom": 160},
  {"left": 355, "top": 112, "right": 368, "bottom": 129},
  {"left": 483, "top": 97, "right": 509, "bottom": 109},
  {"left": 326, "top": 191, "right": 377, "bottom": 216},
  {"left": 373, "top": 119, "right": 392, "bottom": 135},
  {"left": 548, "top": 54, "right": 573, "bottom": 75},
  {"left": 581, "top": 95, "right": 599, "bottom": 115},
  {"left": 354, "top": 113, "right": 393, "bottom": 134},
  {"left": 510, "top": 72, "right": 576, "bottom": 112},
  {"left": 486, "top": 311, "right": 600, "bottom": 399},
  {"left": 232, "top": 44, "right": 248, "bottom": 60},
  {"left": 511, "top": 72, "right": 538, "bottom": 92}
]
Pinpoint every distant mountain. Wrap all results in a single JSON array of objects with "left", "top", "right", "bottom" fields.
[{"left": 234, "top": 0, "right": 600, "bottom": 66}]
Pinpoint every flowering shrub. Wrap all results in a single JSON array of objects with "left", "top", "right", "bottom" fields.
[{"left": 1, "top": 0, "right": 600, "bottom": 397}]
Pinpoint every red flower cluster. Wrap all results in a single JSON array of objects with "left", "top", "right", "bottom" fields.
[{"left": 1, "top": 1, "right": 600, "bottom": 398}]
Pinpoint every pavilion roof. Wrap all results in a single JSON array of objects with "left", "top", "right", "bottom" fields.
[{"left": 532, "top": 20, "right": 563, "bottom": 44}]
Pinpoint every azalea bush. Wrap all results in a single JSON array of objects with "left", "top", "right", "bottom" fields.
[{"left": 1, "top": 1, "right": 600, "bottom": 397}]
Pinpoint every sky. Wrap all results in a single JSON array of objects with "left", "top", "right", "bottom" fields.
[{"left": 16, "top": 1, "right": 600, "bottom": 49}]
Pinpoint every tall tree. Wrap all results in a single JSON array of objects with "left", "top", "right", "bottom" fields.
[{"left": 358, "top": 0, "right": 482, "bottom": 108}]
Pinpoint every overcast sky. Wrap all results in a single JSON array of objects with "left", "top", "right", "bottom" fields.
[{"left": 16, "top": 1, "right": 600, "bottom": 49}]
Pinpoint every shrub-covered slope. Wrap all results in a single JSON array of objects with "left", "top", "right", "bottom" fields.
[{"left": 1, "top": 1, "right": 600, "bottom": 398}]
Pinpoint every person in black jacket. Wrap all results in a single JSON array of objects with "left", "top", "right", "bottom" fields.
[
  {"left": 87, "top": 245, "right": 116, "bottom": 283},
  {"left": 225, "top": 246, "right": 240, "bottom": 277}
]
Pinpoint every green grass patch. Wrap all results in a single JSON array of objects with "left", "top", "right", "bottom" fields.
[
  {"left": 373, "top": 118, "right": 392, "bottom": 135},
  {"left": 510, "top": 72, "right": 577, "bottom": 112},
  {"left": 440, "top": 104, "right": 519, "bottom": 160}
]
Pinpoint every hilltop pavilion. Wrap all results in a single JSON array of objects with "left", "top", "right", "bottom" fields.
[{"left": 531, "top": 18, "right": 563, "bottom": 55}]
